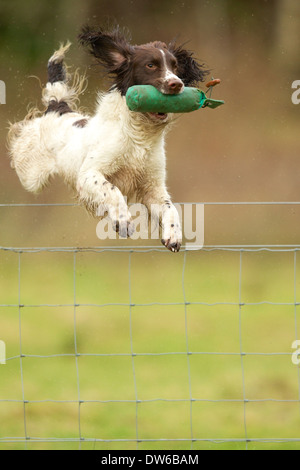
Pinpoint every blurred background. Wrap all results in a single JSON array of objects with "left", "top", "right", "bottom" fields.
[{"left": 0, "top": 0, "right": 300, "bottom": 450}]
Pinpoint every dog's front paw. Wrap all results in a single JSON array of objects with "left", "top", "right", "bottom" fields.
[
  {"left": 161, "top": 238, "right": 181, "bottom": 252},
  {"left": 112, "top": 218, "right": 135, "bottom": 238},
  {"left": 161, "top": 224, "right": 182, "bottom": 252}
]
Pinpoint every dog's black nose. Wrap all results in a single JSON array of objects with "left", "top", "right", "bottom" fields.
[{"left": 167, "top": 79, "right": 184, "bottom": 94}]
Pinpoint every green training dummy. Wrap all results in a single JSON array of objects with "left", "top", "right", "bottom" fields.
[{"left": 126, "top": 83, "right": 224, "bottom": 114}]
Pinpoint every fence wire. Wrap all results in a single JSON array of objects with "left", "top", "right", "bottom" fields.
[{"left": 0, "top": 202, "right": 300, "bottom": 449}]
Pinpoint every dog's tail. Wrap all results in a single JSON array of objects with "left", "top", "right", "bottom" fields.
[
  {"left": 42, "top": 42, "right": 86, "bottom": 114},
  {"left": 8, "top": 42, "right": 77, "bottom": 153},
  {"left": 7, "top": 42, "right": 87, "bottom": 191}
]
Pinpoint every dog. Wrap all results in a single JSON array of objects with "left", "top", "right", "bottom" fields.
[{"left": 8, "top": 25, "right": 208, "bottom": 252}]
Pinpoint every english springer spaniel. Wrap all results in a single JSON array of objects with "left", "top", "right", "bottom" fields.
[{"left": 8, "top": 25, "right": 208, "bottom": 252}]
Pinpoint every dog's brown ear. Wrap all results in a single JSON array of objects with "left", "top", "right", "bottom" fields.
[
  {"left": 169, "top": 40, "right": 209, "bottom": 86},
  {"left": 79, "top": 25, "right": 134, "bottom": 71}
]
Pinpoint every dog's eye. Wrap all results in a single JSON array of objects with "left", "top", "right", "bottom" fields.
[{"left": 146, "top": 63, "right": 156, "bottom": 69}]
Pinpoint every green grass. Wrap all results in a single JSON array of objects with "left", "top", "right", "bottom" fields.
[{"left": 0, "top": 248, "right": 300, "bottom": 450}]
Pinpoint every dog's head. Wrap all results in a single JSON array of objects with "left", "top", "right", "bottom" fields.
[{"left": 79, "top": 25, "right": 209, "bottom": 121}]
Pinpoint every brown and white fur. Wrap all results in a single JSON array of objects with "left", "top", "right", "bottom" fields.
[{"left": 8, "top": 25, "right": 208, "bottom": 252}]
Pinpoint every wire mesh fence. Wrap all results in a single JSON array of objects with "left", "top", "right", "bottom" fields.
[{"left": 0, "top": 202, "right": 300, "bottom": 450}]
